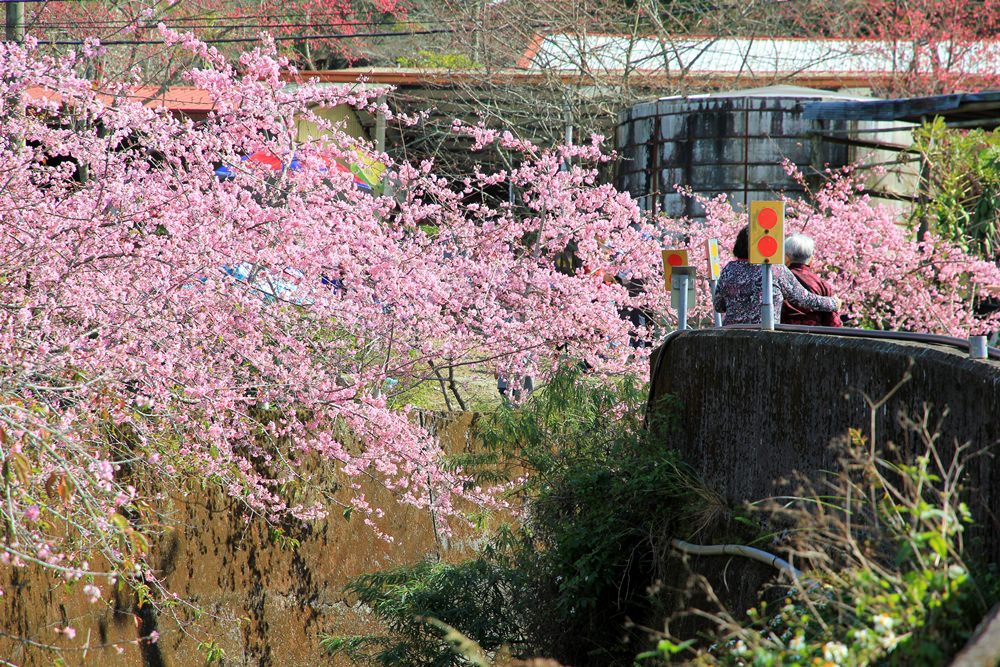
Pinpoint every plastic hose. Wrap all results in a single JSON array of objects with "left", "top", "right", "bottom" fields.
[{"left": 671, "top": 538, "right": 803, "bottom": 580}]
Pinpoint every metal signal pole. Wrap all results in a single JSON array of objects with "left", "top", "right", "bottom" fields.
[
  {"left": 6, "top": 1, "right": 25, "bottom": 151},
  {"left": 6, "top": 2, "right": 24, "bottom": 43},
  {"left": 761, "top": 263, "right": 774, "bottom": 331}
]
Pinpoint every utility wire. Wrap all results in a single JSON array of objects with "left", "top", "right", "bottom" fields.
[
  {"left": 29, "top": 22, "right": 463, "bottom": 34},
  {"left": 20, "top": 1, "right": 451, "bottom": 42},
  {"left": 30, "top": 10, "right": 410, "bottom": 20},
  {"left": 28, "top": 17, "right": 463, "bottom": 29},
  {"left": 34, "top": 27, "right": 460, "bottom": 46},
  {"left": 28, "top": 12, "right": 425, "bottom": 27},
  {"left": 23, "top": 3, "right": 451, "bottom": 24},
  {"left": 30, "top": 20, "right": 459, "bottom": 30}
]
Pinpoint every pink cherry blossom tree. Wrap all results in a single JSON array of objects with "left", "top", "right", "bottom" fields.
[
  {"left": 6, "top": 20, "right": 995, "bottom": 653},
  {"left": 0, "top": 28, "right": 667, "bottom": 614},
  {"left": 659, "top": 164, "right": 1000, "bottom": 335}
]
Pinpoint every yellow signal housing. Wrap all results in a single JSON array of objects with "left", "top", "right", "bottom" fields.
[
  {"left": 705, "top": 238, "right": 721, "bottom": 280},
  {"left": 749, "top": 201, "right": 785, "bottom": 265}
]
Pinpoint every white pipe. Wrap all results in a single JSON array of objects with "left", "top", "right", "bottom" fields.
[{"left": 671, "top": 538, "right": 803, "bottom": 580}]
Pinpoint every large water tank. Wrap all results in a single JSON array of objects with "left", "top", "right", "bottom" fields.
[{"left": 616, "top": 86, "right": 872, "bottom": 219}]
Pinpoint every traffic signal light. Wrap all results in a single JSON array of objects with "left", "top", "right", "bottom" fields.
[
  {"left": 661, "top": 249, "right": 688, "bottom": 289},
  {"left": 749, "top": 201, "right": 784, "bottom": 265}
]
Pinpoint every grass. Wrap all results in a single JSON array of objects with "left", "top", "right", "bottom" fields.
[{"left": 388, "top": 364, "right": 505, "bottom": 413}]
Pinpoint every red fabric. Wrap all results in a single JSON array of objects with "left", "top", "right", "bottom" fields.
[
  {"left": 247, "top": 151, "right": 283, "bottom": 171},
  {"left": 781, "top": 263, "right": 842, "bottom": 327}
]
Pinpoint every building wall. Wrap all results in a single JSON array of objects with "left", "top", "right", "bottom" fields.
[{"left": 296, "top": 104, "right": 368, "bottom": 144}]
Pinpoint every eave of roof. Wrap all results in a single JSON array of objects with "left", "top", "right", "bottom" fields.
[
  {"left": 285, "top": 66, "right": 908, "bottom": 90},
  {"left": 804, "top": 90, "right": 1000, "bottom": 124},
  {"left": 26, "top": 85, "right": 216, "bottom": 113},
  {"left": 122, "top": 86, "right": 216, "bottom": 111}
]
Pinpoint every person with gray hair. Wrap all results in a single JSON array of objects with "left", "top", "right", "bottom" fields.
[
  {"left": 714, "top": 226, "right": 840, "bottom": 326},
  {"left": 781, "top": 233, "right": 843, "bottom": 327},
  {"left": 785, "top": 233, "right": 815, "bottom": 265}
]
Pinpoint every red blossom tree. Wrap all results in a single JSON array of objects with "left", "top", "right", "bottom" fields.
[
  {"left": 776, "top": 0, "right": 1000, "bottom": 96},
  {"left": 24, "top": 0, "right": 409, "bottom": 73},
  {"left": 859, "top": 0, "right": 1000, "bottom": 95}
]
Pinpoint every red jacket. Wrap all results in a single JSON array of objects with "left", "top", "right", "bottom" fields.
[{"left": 781, "top": 263, "right": 842, "bottom": 327}]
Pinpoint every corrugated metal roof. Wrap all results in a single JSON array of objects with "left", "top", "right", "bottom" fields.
[
  {"left": 803, "top": 90, "right": 1000, "bottom": 125},
  {"left": 520, "top": 33, "right": 1000, "bottom": 78}
]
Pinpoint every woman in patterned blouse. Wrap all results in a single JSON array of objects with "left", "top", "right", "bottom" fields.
[{"left": 713, "top": 226, "right": 840, "bottom": 326}]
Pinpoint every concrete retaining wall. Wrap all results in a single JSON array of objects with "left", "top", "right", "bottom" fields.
[
  {"left": 650, "top": 329, "right": 1000, "bottom": 612},
  {"left": 648, "top": 328, "right": 1000, "bottom": 561}
]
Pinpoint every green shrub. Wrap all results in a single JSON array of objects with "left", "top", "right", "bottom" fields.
[
  {"left": 322, "top": 365, "right": 732, "bottom": 666},
  {"left": 646, "top": 422, "right": 1000, "bottom": 666},
  {"left": 320, "top": 553, "right": 529, "bottom": 666},
  {"left": 396, "top": 51, "right": 479, "bottom": 69},
  {"left": 912, "top": 119, "right": 1000, "bottom": 259}
]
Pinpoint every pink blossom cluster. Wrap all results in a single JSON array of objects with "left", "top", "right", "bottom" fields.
[
  {"left": 0, "top": 30, "right": 665, "bottom": 598},
  {"left": 658, "top": 165, "right": 1000, "bottom": 335}
]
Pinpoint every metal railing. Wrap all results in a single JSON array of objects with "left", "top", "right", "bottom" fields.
[{"left": 723, "top": 323, "right": 1000, "bottom": 361}]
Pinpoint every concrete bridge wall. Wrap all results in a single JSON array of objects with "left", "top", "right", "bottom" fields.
[{"left": 648, "top": 328, "right": 1000, "bottom": 556}]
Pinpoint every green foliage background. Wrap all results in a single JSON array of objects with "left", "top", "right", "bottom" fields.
[
  {"left": 913, "top": 119, "right": 1000, "bottom": 260},
  {"left": 322, "top": 366, "right": 735, "bottom": 666}
]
